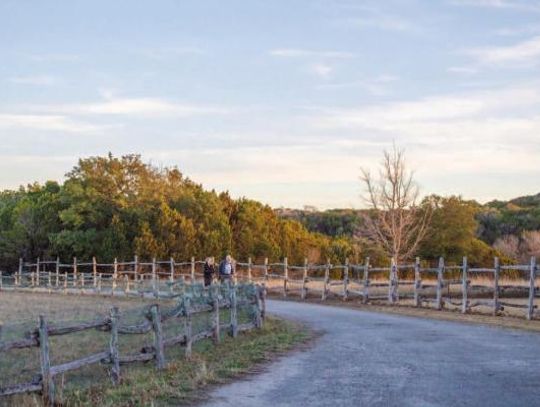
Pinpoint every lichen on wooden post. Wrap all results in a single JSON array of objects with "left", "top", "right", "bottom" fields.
[
  {"left": 363, "top": 257, "right": 370, "bottom": 304},
  {"left": 322, "top": 260, "right": 330, "bottom": 301},
  {"left": 55, "top": 257, "right": 60, "bottom": 288},
  {"left": 112, "top": 258, "right": 118, "bottom": 296},
  {"left": 230, "top": 283, "right": 238, "bottom": 337},
  {"left": 92, "top": 256, "right": 97, "bottom": 288},
  {"left": 150, "top": 304, "right": 165, "bottom": 369},
  {"left": 263, "top": 257, "right": 269, "bottom": 281},
  {"left": 301, "top": 258, "right": 308, "bottom": 300},
  {"left": 184, "top": 296, "right": 193, "bottom": 357},
  {"left": 109, "top": 307, "right": 120, "bottom": 385},
  {"left": 388, "top": 257, "right": 398, "bottom": 305},
  {"left": 436, "top": 257, "right": 444, "bottom": 310},
  {"left": 343, "top": 258, "right": 349, "bottom": 301},
  {"left": 282, "top": 257, "right": 289, "bottom": 298},
  {"left": 493, "top": 257, "right": 500, "bottom": 315},
  {"left": 527, "top": 257, "right": 536, "bottom": 320},
  {"left": 39, "top": 315, "right": 55, "bottom": 406},
  {"left": 413, "top": 257, "right": 421, "bottom": 307},
  {"left": 191, "top": 256, "right": 196, "bottom": 283},
  {"left": 212, "top": 285, "right": 220, "bottom": 344},
  {"left": 72, "top": 257, "right": 77, "bottom": 288},
  {"left": 247, "top": 257, "right": 252, "bottom": 282},
  {"left": 169, "top": 257, "right": 175, "bottom": 288},
  {"left": 461, "top": 256, "right": 468, "bottom": 314}
]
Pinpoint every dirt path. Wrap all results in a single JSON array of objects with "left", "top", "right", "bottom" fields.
[{"left": 200, "top": 300, "right": 540, "bottom": 407}]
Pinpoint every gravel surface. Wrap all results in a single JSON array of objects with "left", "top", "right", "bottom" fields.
[{"left": 200, "top": 299, "right": 540, "bottom": 407}]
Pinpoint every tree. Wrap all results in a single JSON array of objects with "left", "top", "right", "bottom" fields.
[{"left": 359, "top": 145, "right": 431, "bottom": 262}]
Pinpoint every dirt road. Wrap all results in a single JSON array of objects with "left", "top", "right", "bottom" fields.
[{"left": 200, "top": 300, "right": 540, "bottom": 406}]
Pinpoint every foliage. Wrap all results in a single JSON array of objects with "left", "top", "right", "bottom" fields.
[{"left": 0, "top": 154, "right": 333, "bottom": 270}]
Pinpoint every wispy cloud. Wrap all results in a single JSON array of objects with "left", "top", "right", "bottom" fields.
[
  {"left": 7, "top": 75, "right": 59, "bottom": 86},
  {"left": 465, "top": 35, "right": 540, "bottom": 66},
  {"left": 27, "top": 53, "right": 80, "bottom": 62},
  {"left": 34, "top": 96, "right": 230, "bottom": 118},
  {"left": 316, "top": 75, "right": 398, "bottom": 95},
  {"left": 340, "top": 16, "right": 414, "bottom": 32},
  {"left": 449, "top": 0, "right": 540, "bottom": 12},
  {"left": 447, "top": 66, "right": 479, "bottom": 75},
  {"left": 310, "top": 63, "right": 333, "bottom": 78},
  {"left": 269, "top": 48, "right": 355, "bottom": 59},
  {"left": 0, "top": 114, "right": 113, "bottom": 133},
  {"left": 132, "top": 46, "right": 206, "bottom": 60}
]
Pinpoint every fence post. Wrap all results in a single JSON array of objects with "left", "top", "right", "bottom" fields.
[
  {"left": 527, "top": 257, "right": 536, "bottom": 320},
  {"left": 36, "top": 257, "right": 40, "bottom": 287},
  {"left": 436, "top": 257, "right": 444, "bottom": 310},
  {"left": 388, "top": 257, "right": 398, "bottom": 304},
  {"left": 260, "top": 282, "right": 267, "bottom": 321},
  {"left": 264, "top": 257, "right": 269, "bottom": 281},
  {"left": 343, "top": 258, "right": 349, "bottom": 301},
  {"left": 363, "top": 257, "right": 370, "bottom": 304},
  {"left": 39, "top": 315, "right": 55, "bottom": 406},
  {"left": 322, "top": 260, "right": 329, "bottom": 301},
  {"left": 98, "top": 273, "right": 102, "bottom": 293},
  {"left": 17, "top": 258, "right": 22, "bottom": 286},
  {"left": 184, "top": 296, "right": 193, "bottom": 357},
  {"left": 493, "top": 257, "right": 500, "bottom": 315},
  {"left": 461, "top": 257, "right": 468, "bottom": 314},
  {"left": 47, "top": 272, "right": 51, "bottom": 291},
  {"left": 112, "top": 258, "right": 118, "bottom": 296},
  {"left": 169, "top": 257, "right": 175, "bottom": 288},
  {"left": 414, "top": 257, "right": 421, "bottom": 307},
  {"left": 247, "top": 257, "right": 252, "bottom": 282},
  {"left": 109, "top": 307, "right": 120, "bottom": 385},
  {"left": 230, "top": 283, "right": 238, "bottom": 337},
  {"left": 212, "top": 285, "right": 220, "bottom": 344},
  {"left": 152, "top": 258, "right": 158, "bottom": 298},
  {"left": 0, "top": 271, "right": 2, "bottom": 290},
  {"left": 72, "top": 257, "right": 77, "bottom": 288},
  {"left": 282, "top": 257, "right": 288, "bottom": 297},
  {"left": 134, "top": 255, "right": 139, "bottom": 282},
  {"left": 92, "top": 256, "right": 97, "bottom": 288},
  {"left": 191, "top": 256, "right": 196, "bottom": 283},
  {"left": 63, "top": 272, "right": 68, "bottom": 294},
  {"left": 54, "top": 257, "right": 59, "bottom": 288},
  {"left": 301, "top": 258, "right": 308, "bottom": 300},
  {"left": 150, "top": 304, "right": 165, "bottom": 369},
  {"left": 125, "top": 275, "right": 130, "bottom": 294}
]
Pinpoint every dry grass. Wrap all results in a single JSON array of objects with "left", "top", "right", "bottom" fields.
[{"left": 0, "top": 289, "right": 267, "bottom": 406}]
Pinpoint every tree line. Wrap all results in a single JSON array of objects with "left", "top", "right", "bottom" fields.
[{"left": 0, "top": 154, "right": 356, "bottom": 271}]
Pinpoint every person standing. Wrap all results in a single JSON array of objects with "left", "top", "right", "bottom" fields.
[
  {"left": 219, "top": 255, "right": 235, "bottom": 283},
  {"left": 203, "top": 257, "right": 216, "bottom": 287}
]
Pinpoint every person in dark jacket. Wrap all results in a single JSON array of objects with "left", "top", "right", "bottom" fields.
[
  {"left": 219, "top": 255, "right": 235, "bottom": 283},
  {"left": 203, "top": 257, "right": 216, "bottom": 287}
]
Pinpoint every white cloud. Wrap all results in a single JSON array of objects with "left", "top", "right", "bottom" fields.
[
  {"left": 32, "top": 96, "right": 230, "bottom": 118},
  {"left": 449, "top": 0, "right": 540, "bottom": 11},
  {"left": 341, "top": 16, "right": 414, "bottom": 32},
  {"left": 466, "top": 35, "right": 540, "bottom": 65},
  {"left": 0, "top": 114, "right": 112, "bottom": 133},
  {"left": 447, "top": 66, "right": 479, "bottom": 75},
  {"left": 316, "top": 75, "right": 398, "bottom": 95},
  {"left": 133, "top": 46, "right": 206, "bottom": 59},
  {"left": 269, "top": 49, "right": 355, "bottom": 59},
  {"left": 310, "top": 63, "right": 333, "bottom": 78},
  {"left": 8, "top": 75, "right": 59, "bottom": 86}
]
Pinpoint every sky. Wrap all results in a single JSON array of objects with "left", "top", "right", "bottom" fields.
[{"left": 1, "top": 0, "right": 540, "bottom": 209}]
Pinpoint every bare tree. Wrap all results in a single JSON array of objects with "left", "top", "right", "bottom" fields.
[
  {"left": 493, "top": 234, "right": 520, "bottom": 260},
  {"left": 359, "top": 145, "right": 431, "bottom": 262}
]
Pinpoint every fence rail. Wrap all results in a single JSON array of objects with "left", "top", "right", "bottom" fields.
[{"left": 0, "top": 281, "right": 266, "bottom": 405}]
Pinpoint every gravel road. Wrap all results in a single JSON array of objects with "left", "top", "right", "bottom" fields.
[{"left": 200, "top": 299, "right": 540, "bottom": 406}]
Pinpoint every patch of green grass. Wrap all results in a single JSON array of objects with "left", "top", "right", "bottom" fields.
[{"left": 63, "top": 317, "right": 310, "bottom": 406}]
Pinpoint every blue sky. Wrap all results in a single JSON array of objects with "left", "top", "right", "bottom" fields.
[{"left": 1, "top": 0, "right": 540, "bottom": 208}]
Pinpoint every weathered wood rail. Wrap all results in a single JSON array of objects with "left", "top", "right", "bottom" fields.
[
  {"left": 1, "top": 254, "right": 538, "bottom": 318},
  {"left": 0, "top": 282, "right": 266, "bottom": 405},
  {"left": 233, "top": 256, "right": 539, "bottom": 321}
]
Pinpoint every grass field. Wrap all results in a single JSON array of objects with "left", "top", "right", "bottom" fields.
[{"left": 0, "top": 290, "right": 310, "bottom": 406}]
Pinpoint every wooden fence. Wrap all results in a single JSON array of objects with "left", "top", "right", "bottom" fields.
[
  {"left": 0, "top": 254, "right": 538, "bottom": 318},
  {"left": 232, "top": 256, "right": 539, "bottom": 321},
  {"left": 0, "top": 282, "right": 266, "bottom": 406}
]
